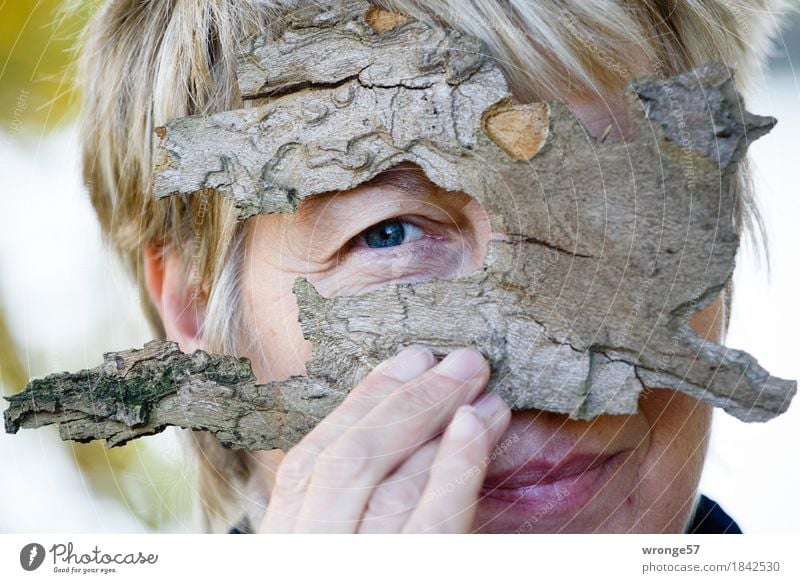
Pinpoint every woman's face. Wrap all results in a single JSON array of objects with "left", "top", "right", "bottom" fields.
[{"left": 237, "top": 90, "right": 719, "bottom": 534}]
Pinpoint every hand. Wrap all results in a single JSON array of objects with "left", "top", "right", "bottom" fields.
[{"left": 257, "top": 345, "right": 511, "bottom": 533}]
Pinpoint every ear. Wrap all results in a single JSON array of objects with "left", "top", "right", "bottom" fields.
[{"left": 143, "top": 244, "right": 206, "bottom": 354}]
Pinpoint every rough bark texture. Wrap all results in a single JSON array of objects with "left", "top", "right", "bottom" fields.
[
  {"left": 3, "top": 0, "right": 796, "bottom": 452},
  {"left": 3, "top": 340, "right": 344, "bottom": 450},
  {"left": 151, "top": 0, "right": 795, "bottom": 422}
]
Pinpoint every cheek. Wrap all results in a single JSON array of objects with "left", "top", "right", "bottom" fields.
[
  {"left": 249, "top": 279, "right": 313, "bottom": 382},
  {"left": 241, "top": 253, "right": 313, "bottom": 384},
  {"left": 633, "top": 389, "right": 713, "bottom": 531}
]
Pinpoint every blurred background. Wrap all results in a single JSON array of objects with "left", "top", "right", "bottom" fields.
[{"left": 1, "top": 1, "right": 799, "bottom": 533}]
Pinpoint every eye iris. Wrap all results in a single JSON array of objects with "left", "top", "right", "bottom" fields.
[{"left": 363, "top": 219, "right": 406, "bottom": 248}]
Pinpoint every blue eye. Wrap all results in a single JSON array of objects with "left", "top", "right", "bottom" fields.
[{"left": 360, "top": 219, "right": 424, "bottom": 248}]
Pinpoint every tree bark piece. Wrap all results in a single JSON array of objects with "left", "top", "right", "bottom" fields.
[
  {"left": 3, "top": 340, "right": 345, "bottom": 450},
  {"left": 4, "top": 0, "right": 795, "bottom": 454},
  {"left": 151, "top": 0, "right": 795, "bottom": 423}
]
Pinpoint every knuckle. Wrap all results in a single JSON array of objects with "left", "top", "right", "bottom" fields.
[
  {"left": 272, "top": 450, "right": 314, "bottom": 497},
  {"left": 313, "top": 440, "right": 371, "bottom": 483},
  {"left": 366, "top": 479, "right": 421, "bottom": 518},
  {"left": 397, "top": 374, "right": 470, "bottom": 413}
]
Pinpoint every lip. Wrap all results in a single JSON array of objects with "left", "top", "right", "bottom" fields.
[{"left": 479, "top": 449, "right": 632, "bottom": 516}]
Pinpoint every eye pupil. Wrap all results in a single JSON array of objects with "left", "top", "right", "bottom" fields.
[{"left": 363, "top": 219, "right": 405, "bottom": 248}]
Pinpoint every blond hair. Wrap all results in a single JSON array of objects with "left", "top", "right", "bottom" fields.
[{"left": 77, "top": 0, "right": 786, "bottom": 533}]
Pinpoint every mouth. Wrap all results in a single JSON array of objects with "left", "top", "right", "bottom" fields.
[{"left": 478, "top": 449, "right": 632, "bottom": 516}]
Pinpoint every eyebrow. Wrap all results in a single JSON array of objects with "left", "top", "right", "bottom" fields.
[
  {"left": 363, "top": 163, "right": 435, "bottom": 198},
  {"left": 295, "top": 162, "right": 437, "bottom": 224}
]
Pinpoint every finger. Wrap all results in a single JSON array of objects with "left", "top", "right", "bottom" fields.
[
  {"left": 260, "top": 344, "right": 436, "bottom": 533},
  {"left": 293, "top": 347, "right": 490, "bottom": 532},
  {"left": 402, "top": 393, "right": 511, "bottom": 533},
  {"left": 358, "top": 392, "right": 510, "bottom": 533},
  {"left": 356, "top": 438, "right": 440, "bottom": 533},
  {"left": 300, "top": 345, "right": 439, "bottom": 446}
]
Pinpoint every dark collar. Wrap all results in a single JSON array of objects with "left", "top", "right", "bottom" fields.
[{"left": 685, "top": 494, "right": 742, "bottom": 534}]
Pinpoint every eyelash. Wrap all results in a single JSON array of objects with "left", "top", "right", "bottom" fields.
[{"left": 350, "top": 217, "right": 445, "bottom": 252}]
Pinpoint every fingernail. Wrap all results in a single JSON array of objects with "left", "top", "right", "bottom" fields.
[
  {"left": 472, "top": 393, "right": 508, "bottom": 423},
  {"left": 374, "top": 345, "right": 434, "bottom": 382},
  {"left": 435, "top": 347, "right": 487, "bottom": 382},
  {"left": 448, "top": 405, "right": 481, "bottom": 440}
]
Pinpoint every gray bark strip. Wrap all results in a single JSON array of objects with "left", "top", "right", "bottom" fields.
[
  {"left": 3, "top": 0, "right": 795, "bottom": 453},
  {"left": 3, "top": 340, "right": 345, "bottom": 450}
]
